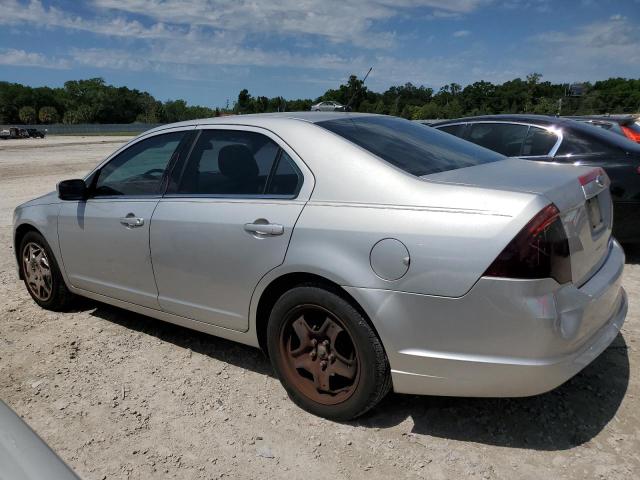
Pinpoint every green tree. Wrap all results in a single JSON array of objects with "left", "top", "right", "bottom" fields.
[
  {"left": 18, "top": 106, "right": 36, "bottom": 124},
  {"left": 38, "top": 106, "right": 59, "bottom": 124},
  {"left": 63, "top": 105, "right": 95, "bottom": 124},
  {"left": 236, "top": 89, "right": 254, "bottom": 114}
]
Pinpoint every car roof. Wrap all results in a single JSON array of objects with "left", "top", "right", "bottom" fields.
[
  {"left": 566, "top": 114, "right": 638, "bottom": 125},
  {"left": 144, "top": 111, "right": 377, "bottom": 134},
  {"left": 431, "top": 114, "right": 566, "bottom": 127}
]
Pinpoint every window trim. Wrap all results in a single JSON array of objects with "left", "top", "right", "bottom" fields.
[
  {"left": 164, "top": 125, "right": 306, "bottom": 200},
  {"left": 435, "top": 121, "right": 563, "bottom": 158}
]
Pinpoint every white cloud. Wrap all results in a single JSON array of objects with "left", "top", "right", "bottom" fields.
[
  {"left": 91, "top": 0, "right": 492, "bottom": 47},
  {"left": 0, "top": 48, "right": 70, "bottom": 69},
  {"left": 0, "top": 0, "right": 188, "bottom": 40},
  {"left": 527, "top": 15, "right": 640, "bottom": 81},
  {"left": 1, "top": 0, "right": 635, "bottom": 94}
]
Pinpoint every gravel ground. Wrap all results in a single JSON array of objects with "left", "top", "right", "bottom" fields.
[{"left": 1, "top": 136, "right": 638, "bottom": 480}]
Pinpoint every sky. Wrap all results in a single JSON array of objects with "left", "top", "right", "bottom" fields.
[{"left": 0, "top": 0, "right": 639, "bottom": 107}]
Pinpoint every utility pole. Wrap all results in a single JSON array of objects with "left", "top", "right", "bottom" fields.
[{"left": 557, "top": 97, "right": 562, "bottom": 117}]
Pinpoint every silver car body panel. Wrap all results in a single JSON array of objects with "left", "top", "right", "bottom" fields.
[
  {"left": 13, "top": 112, "right": 627, "bottom": 397},
  {"left": 347, "top": 239, "right": 626, "bottom": 396},
  {"left": 0, "top": 401, "right": 79, "bottom": 480},
  {"left": 58, "top": 198, "right": 162, "bottom": 308}
]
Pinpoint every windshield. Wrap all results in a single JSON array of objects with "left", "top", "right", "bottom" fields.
[{"left": 317, "top": 115, "right": 504, "bottom": 176}]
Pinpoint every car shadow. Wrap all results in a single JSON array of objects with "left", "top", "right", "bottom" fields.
[
  {"left": 86, "top": 301, "right": 274, "bottom": 378},
  {"left": 354, "top": 333, "right": 629, "bottom": 451},
  {"left": 85, "top": 301, "right": 629, "bottom": 451}
]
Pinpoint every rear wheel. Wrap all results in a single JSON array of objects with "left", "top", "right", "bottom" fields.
[
  {"left": 19, "top": 231, "right": 74, "bottom": 310},
  {"left": 267, "top": 285, "right": 390, "bottom": 420}
]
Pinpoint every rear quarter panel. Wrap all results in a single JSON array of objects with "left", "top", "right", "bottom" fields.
[{"left": 284, "top": 189, "right": 548, "bottom": 297}]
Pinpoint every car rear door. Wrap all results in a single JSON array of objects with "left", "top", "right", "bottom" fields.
[
  {"left": 58, "top": 128, "right": 194, "bottom": 308},
  {"left": 150, "top": 126, "right": 313, "bottom": 331}
]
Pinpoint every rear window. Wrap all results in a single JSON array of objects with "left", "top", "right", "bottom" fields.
[
  {"left": 626, "top": 122, "right": 640, "bottom": 134},
  {"left": 561, "top": 120, "right": 640, "bottom": 154},
  {"left": 317, "top": 116, "right": 503, "bottom": 177}
]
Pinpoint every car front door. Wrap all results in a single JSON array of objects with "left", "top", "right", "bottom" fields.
[
  {"left": 58, "top": 129, "right": 194, "bottom": 308},
  {"left": 150, "top": 126, "right": 313, "bottom": 331}
]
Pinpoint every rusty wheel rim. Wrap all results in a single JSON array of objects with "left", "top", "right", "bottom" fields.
[{"left": 278, "top": 304, "right": 360, "bottom": 405}]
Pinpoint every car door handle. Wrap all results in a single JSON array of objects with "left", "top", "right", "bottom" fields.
[
  {"left": 244, "top": 222, "right": 284, "bottom": 236},
  {"left": 120, "top": 214, "right": 144, "bottom": 228}
]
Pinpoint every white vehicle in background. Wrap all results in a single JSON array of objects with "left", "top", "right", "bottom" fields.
[{"left": 310, "top": 101, "right": 348, "bottom": 112}]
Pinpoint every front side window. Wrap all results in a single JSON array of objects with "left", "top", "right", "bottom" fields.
[
  {"left": 317, "top": 116, "right": 503, "bottom": 177},
  {"left": 521, "top": 126, "right": 558, "bottom": 156},
  {"left": 176, "top": 129, "right": 301, "bottom": 196},
  {"left": 466, "top": 123, "right": 529, "bottom": 157},
  {"left": 94, "top": 131, "right": 185, "bottom": 196}
]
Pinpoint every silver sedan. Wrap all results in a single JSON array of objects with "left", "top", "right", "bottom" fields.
[
  {"left": 310, "top": 101, "right": 346, "bottom": 111},
  {"left": 13, "top": 113, "right": 627, "bottom": 420}
]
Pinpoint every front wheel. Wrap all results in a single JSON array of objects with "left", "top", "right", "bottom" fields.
[
  {"left": 267, "top": 285, "right": 391, "bottom": 420},
  {"left": 19, "top": 231, "right": 74, "bottom": 310}
]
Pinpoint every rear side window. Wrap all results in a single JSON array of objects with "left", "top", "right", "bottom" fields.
[
  {"left": 267, "top": 151, "right": 300, "bottom": 195},
  {"left": 317, "top": 116, "right": 503, "bottom": 177},
  {"left": 176, "top": 129, "right": 301, "bottom": 196},
  {"left": 556, "top": 131, "right": 621, "bottom": 156},
  {"left": 436, "top": 124, "right": 466, "bottom": 138},
  {"left": 521, "top": 126, "right": 558, "bottom": 156},
  {"left": 466, "top": 123, "right": 528, "bottom": 157}
]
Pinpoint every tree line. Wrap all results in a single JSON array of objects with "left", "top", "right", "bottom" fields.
[
  {"left": 1, "top": 74, "right": 638, "bottom": 125},
  {"left": 0, "top": 78, "right": 221, "bottom": 125},
  {"left": 236, "top": 74, "right": 640, "bottom": 119}
]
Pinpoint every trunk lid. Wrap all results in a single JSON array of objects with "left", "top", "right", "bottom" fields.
[{"left": 423, "top": 158, "right": 613, "bottom": 286}]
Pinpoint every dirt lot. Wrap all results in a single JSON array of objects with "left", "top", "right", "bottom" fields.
[{"left": 1, "top": 136, "right": 638, "bottom": 480}]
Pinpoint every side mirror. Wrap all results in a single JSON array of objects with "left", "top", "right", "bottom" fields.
[{"left": 57, "top": 179, "right": 87, "bottom": 201}]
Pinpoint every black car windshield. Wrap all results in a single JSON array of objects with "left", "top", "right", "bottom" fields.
[{"left": 317, "top": 116, "right": 504, "bottom": 176}]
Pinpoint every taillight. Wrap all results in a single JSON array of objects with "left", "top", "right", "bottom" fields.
[
  {"left": 621, "top": 126, "right": 640, "bottom": 143},
  {"left": 484, "top": 204, "right": 572, "bottom": 283},
  {"left": 578, "top": 167, "right": 605, "bottom": 186}
]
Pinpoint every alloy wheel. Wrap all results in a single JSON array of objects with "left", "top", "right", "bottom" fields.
[
  {"left": 22, "top": 242, "right": 53, "bottom": 302},
  {"left": 278, "top": 304, "right": 360, "bottom": 405}
]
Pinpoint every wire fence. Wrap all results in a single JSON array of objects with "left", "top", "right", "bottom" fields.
[{"left": 0, "top": 123, "right": 163, "bottom": 135}]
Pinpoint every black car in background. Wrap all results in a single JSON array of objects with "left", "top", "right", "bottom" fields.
[
  {"left": 429, "top": 115, "right": 640, "bottom": 243},
  {"left": 26, "top": 128, "right": 46, "bottom": 138},
  {"left": 566, "top": 115, "right": 640, "bottom": 144}
]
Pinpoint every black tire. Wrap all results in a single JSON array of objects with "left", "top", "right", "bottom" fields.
[
  {"left": 19, "top": 231, "right": 74, "bottom": 311},
  {"left": 267, "top": 285, "right": 391, "bottom": 420}
]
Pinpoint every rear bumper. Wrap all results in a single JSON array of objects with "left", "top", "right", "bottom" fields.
[{"left": 345, "top": 239, "right": 627, "bottom": 397}]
